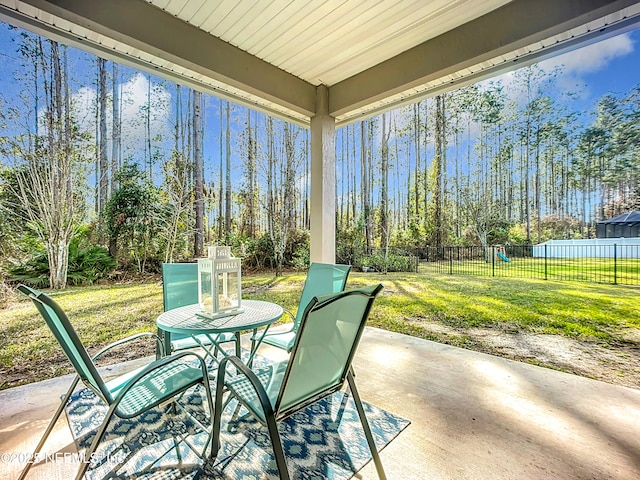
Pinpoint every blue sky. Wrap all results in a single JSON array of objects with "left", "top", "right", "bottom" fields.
[
  {"left": 533, "top": 28, "right": 640, "bottom": 112},
  {"left": 2, "top": 21, "right": 640, "bottom": 116},
  {"left": 1, "top": 20, "right": 640, "bottom": 165}
]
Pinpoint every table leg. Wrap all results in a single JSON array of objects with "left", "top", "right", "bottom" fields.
[
  {"left": 158, "top": 328, "right": 171, "bottom": 358},
  {"left": 246, "top": 326, "right": 271, "bottom": 367},
  {"left": 235, "top": 332, "right": 242, "bottom": 358}
]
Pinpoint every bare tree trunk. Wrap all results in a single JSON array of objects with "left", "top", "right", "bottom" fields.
[
  {"left": 266, "top": 116, "right": 274, "bottom": 237},
  {"left": 284, "top": 123, "right": 297, "bottom": 233},
  {"left": 108, "top": 61, "right": 119, "bottom": 262},
  {"left": 360, "top": 120, "right": 372, "bottom": 252},
  {"left": 246, "top": 109, "right": 256, "bottom": 238},
  {"left": 413, "top": 103, "right": 420, "bottom": 220},
  {"left": 111, "top": 62, "right": 121, "bottom": 190},
  {"left": 193, "top": 89, "right": 204, "bottom": 257},
  {"left": 350, "top": 124, "right": 357, "bottom": 224},
  {"left": 433, "top": 94, "right": 445, "bottom": 246},
  {"left": 97, "top": 58, "right": 108, "bottom": 225},
  {"left": 380, "top": 112, "right": 390, "bottom": 257},
  {"left": 218, "top": 99, "right": 224, "bottom": 241},
  {"left": 304, "top": 129, "right": 310, "bottom": 229},
  {"left": 225, "top": 101, "right": 232, "bottom": 239},
  {"left": 146, "top": 74, "right": 152, "bottom": 181}
]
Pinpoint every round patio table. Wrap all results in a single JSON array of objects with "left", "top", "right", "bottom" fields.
[{"left": 157, "top": 300, "right": 283, "bottom": 363}]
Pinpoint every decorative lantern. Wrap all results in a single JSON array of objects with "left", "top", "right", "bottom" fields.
[{"left": 197, "top": 246, "right": 243, "bottom": 319}]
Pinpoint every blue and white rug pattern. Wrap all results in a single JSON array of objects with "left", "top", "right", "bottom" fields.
[{"left": 65, "top": 384, "right": 409, "bottom": 479}]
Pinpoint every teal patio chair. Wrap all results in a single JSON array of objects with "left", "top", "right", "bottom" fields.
[
  {"left": 213, "top": 284, "right": 386, "bottom": 480},
  {"left": 17, "top": 285, "right": 215, "bottom": 480},
  {"left": 161, "top": 262, "right": 236, "bottom": 356},
  {"left": 259, "top": 262, "right": 351, "bottom": 352}
]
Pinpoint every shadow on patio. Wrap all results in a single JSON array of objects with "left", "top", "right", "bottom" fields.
[{"left": 1, "top": 327, "right": 639, "bottom": 479}]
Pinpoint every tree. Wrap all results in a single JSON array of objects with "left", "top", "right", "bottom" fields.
[
  {"left": 380, "top": 112, "right": 390, "bottom": 253},
  {"left": 10, "top": 39, "right": 86, "bottom": 288},
  {"left": 242, "top": 108, "right": 258, "bottom": 237},
  {"left": 193, "top": 89, "right": 204, "bottom": 257},
  {"left": 105, "top": 163, "right": 163, "bottom": 273},
  {"left": 111, "top": 61, "right": 121, "bottom": 190},
  {"left": 428, "top": 94, "right": 446, "bottom": 246},
  {"left": 97, "top": 57, "right": 108, "bottom": 225},
  {"left": 224, "top": 101, "right": 232, "bottom": 239},
  {"left": 360, "top": 119, "right": 373, "bottom": 252},
  {"left": 161, "top": 84, "right": 193, "bottom": 263},
  {"left": 461, "top": 188, "right": 502, "bottom": 262}
]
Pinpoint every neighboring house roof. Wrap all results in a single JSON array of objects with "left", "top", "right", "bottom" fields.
[{"left": 598, "top": 211, "right": 640, "bottom": 225}]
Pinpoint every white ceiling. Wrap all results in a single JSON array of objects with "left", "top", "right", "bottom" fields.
[
  {"left": 146, "top": 0, "right": 511, "bottom": 86},
  {"left": 1, "top": 0, "right": 640, "bottom": 126}
]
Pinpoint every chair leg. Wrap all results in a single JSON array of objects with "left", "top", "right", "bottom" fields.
[
  {"left": 200, "top": 372, "right": 216, "bottom": 460},
  {"left": 17, "top": 376, "right": 81, "bottom": 480},
  {"left": 347, "top": 370, "right": 387, "bottom": 480},
  {"left": 265, "top": 413, "right": 290, "bottom": 480},
  {"left": 211, "top": 364, "right": 228, "bottom": 459},
  {"left": 75, "top": 403, "right": 119, "bottom": 480}
]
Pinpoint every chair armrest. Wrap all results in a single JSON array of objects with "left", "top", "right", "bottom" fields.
[
  {"left": 251, "top": 310, "right": 295, "bottom": 341},
  {"left": 92, "top": 332, "right": 165, "bottom": 361},
  {"left": 216, "top": 355, "right": 275, "bottom": 419},
  {"left": 112, "top": 351, "right": 209, "bottom": 417}
]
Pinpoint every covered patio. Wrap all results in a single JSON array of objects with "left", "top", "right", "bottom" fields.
[
  {"left": 1, "top": 328, "right": 640, "bottom": 479},
  {"left": 2, "top": 1, "right": 640, "bottom": 479}
]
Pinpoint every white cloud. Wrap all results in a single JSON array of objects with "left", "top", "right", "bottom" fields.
[
  {"left": 481, "top": 33, "right": 634, "bottom": 105},
  {"left": 119, "top": 73, "right": 171, "bottom": 160},
  {"left": 539, "top": 33, "right": 634, "bottom": 75},
  {"left": 70, "top": 72, "right": 172, "bottom": 163}
]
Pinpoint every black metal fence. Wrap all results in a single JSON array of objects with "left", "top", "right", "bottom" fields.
[{"left": 339, "top": 244, "right": 640, "bottom": 285}]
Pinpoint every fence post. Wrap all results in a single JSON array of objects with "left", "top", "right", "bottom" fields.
[
  {"left": 449, "top": 247, "right": 453, "bottom": 275},
  {"left": 492, "top": 245, "right": 495, "bottom": 277},
  {"left": 544, "top": 244, "right": 548, "bottom": 281},
  {"left": 614, "top": 243, "right": 618, "bottom": 285}
]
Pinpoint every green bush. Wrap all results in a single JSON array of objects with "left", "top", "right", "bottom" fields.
[
  {"left": 8, "top": 236, "right": 115, "bottom": 288},
  {"left": 239, "top": 230, "right": 310, "bottom": 271},
  {"left": 360, "top": 253, "right": 417, "bottom": 273},
  {"left": 66, "top": 242, "right": 116, "bottom": 285},
  {"left": 7, "top": 251, "right": 49, "bottom": 288}
]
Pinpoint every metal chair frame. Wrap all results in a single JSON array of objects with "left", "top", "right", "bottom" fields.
[
  {"left": 17, "top": 285, "right": 215, "bottom": 480},
  {"left": 259, "top": 262, "right": 351, "bottom": 352},
  {"left": 213, "top": 284, "right": 387, "bottom": 480}
]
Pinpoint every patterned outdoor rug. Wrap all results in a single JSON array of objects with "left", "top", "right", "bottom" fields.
[{"left": 64, "top": 382, "right": 409, "bottom": 479}]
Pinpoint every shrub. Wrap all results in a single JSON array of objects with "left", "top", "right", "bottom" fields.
[
  {"left": 66, "top": 242, "right": 116, "bottom": 285},
  {"left": 8, "top": 236, "right": 115, "bottom": 288},
  {"left": 359, "top": 253, "right": 417, "bottom": 273},
  {"left": 236, "top": 229, "right": 310, "bottom": 272}
]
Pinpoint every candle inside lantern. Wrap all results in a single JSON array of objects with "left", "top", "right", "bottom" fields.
[{"left": 197, "top": 246, "right": 243, "bottom": 319}]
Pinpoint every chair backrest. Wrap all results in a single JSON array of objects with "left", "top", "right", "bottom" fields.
[
  {"left": 17, "top": 285, "right": 112, "bottom": 402},
  {"left": 293, "top": 263, "right": 351, "bottom": 328},
  {"left": 274, "top": 283, "right": 383, "bottom": 419},
  {"left": 162, "top": 263, "right": 199, "bottom": 311}
]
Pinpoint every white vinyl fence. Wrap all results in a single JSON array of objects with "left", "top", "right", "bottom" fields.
[{"left": 533, "top": 238, "right": 640, "bottom": 258}]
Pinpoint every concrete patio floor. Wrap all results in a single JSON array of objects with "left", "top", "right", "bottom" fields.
[{"left": 1, "top": 326, "right": 639, "bottom": 479}]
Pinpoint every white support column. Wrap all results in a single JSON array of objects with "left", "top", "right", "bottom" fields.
[{"left": 310, "top": 85, "right": 336, "bottom": 263}]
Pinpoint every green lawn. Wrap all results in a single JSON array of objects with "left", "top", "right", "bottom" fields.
[
  {"left": 1, "top": 272, "right": 638, "bottom": 389},
  {"left": 421, "top": 257, "right": 640, "bottom": 285}
]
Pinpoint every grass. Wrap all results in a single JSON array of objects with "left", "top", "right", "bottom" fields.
[
  {"left": 422, "top": 257, "right": 640, "bottom": 285},
  {"left": 1, "top": 272, "right": 638, "bottom": 389},
  {"left": 356, "top": 273, "right": 640, "bottom": 342}
]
